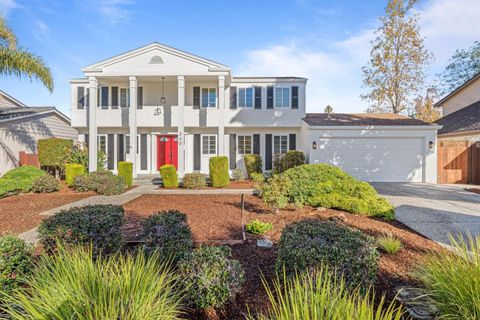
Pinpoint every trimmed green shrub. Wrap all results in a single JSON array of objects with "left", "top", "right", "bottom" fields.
[
  {"left": 283, "top": 164, "right": 395, "bottom": 219},
  {"left": 245, "top": 219, "right": 273, "bottom": 235},
  {"left": 38, "top": 138, "right": 73, "bottom": 175},
  {"left": 0, "top": 235, "right": 33, "bottom": 295},
  {"left": 251, "top": 266, "right": 403, "bottom": 320},
  {"left": 276, "top": 219, "right": 378, "bottom": 289},
  {"left": 38, "top": 205, "right": 125, "bottom": 255},
  {"left": 281, "top": 150, "right": 305, "bottom": 172},
  {"left": 244, "top": 154, "right": 262, "bottom": 178},
  {"left": 1, "top": 245, "right": 183, "bottom": 320},
  {"left": 231, "top": 168, "right": 244, "bottom": 181},
  {"left": 31, "top": 174, "right": 60, "bottom": 193},
  {"left": 142, "top": 211, "right": 193, "bottom": 264},
  {"left": 209, "top": 156, "right": 229, "bottom": 188},
  {"left": 0, "top": 166, "right": 46, "bottom": 198},
  {"left": 183, "top": 173, "right": 207, "bottom": 189},
  {"left": 72, "top": 175, "right": 90, "bottom": 192},
  {"left": 250, "top": 172, "right": 264, "bottom": 184},
  {"left": 414, "top": 234, "right": 480, "bottom": 319},
  {"left": 179, "top": 245, "right": 244, "bottom": 309},
  {"left": 377, "top": 233, "right": 402, "bottom": 255},
  {"left": 117, "top": 162, "right": 133, "bottom": 187},
  {"left": 260, "top": 174, "right": 292, "bottom": 213},
  {"left": 65, "top": 163, "right": 85, "bottom": 187},
  {"left": 72, "top": 171, "right": 125, "bottom": 195},
  {"left": 160, "top": 164, "right": 178, "bottom": 188}
]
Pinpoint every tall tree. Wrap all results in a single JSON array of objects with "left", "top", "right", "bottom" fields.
[
  {"left": 361, "top": 0, "right": 432, "bottom": 114},
  {"left": 414, "top": 88, "right": 440, "bottom": 122},
  {"left": 439, "top": 41, "right": 480, "bottom": 95},
  {"left": 0, "top": 16, "right": 53, "bottom": 92}
]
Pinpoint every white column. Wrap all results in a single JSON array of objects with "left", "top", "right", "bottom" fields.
[
  {"left": 88, "top": 77, "right": 98, "bottom": 172},
  {"left": 218, "top": 75, "right": 226, "bottom": 155},
  {"left": 177, "top": 75, "right": 185, "bottom": 175},
  {"left": 129, "top": 76, "right": 138, "bottom": 178}
]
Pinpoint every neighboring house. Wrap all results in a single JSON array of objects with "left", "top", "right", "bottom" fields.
[
  {"left": 435, "top": 72, "right": 480, "bottom": 184},
  {"left": 71, "top": 42, "right": 439, "bottom": 182},
  {"left": 0, "top": 91, "right": 77, "bottom": 175}
]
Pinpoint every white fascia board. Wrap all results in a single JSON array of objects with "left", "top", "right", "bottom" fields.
[
  {"left": 70, "top": 78, "right": 89, "bottom": 84},
  {"left": 306, "top": 125, "right": 442, "bottom": 131},
  {"left": 232, "top": 77, "right": 308, "bottom": 84}
]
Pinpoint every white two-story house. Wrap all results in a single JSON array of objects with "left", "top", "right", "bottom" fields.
[{"left": 71, "top": 42, "right": 440, "bottom": 182}]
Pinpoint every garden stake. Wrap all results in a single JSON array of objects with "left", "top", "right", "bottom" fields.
[{"left": 241, "top": 194, "right": 246, "bottom": 242}]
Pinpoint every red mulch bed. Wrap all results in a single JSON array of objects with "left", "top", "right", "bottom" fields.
[
  {"left": 0, "top": 182, "right": 94, "bottom": 235},
  {"left": 123, "top": 194, "right": 443, "bottom": 320}
]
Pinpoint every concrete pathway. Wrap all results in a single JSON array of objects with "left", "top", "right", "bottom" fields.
[{"left": 373, "top": 182, "right": 480, "bottom": 246}]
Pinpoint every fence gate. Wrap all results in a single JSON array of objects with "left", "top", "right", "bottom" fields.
[{"left": 438, "top": 140, "right": 480, "bottom": 184}]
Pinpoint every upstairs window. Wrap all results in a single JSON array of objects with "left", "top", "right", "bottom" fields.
[
  {"left": 201, "top": 88, "right": 217, "bottom": 108},
  {"left": 238, "top": 88, "right": 253, "bottom": 108},
  {"left": 120, "top": 88, "right": 129, "bottom": 108},
  {"left": 202, "top": 135, "right": 217, "bottom": 154},
  {"left": 275, "top": 87, "right": 290, "bottom": 108},
  {"left": 238, "top": 135, "right": 252, "bottom": 154},
  {"left": 273, "top": 135, "right": 288, "bottom": 155}
]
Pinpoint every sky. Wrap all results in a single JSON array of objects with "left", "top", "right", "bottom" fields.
[{"left": 1, "top": 0, "right": 479, "bottom": 116}]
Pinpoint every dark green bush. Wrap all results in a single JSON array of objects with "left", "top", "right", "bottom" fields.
[
  {"left": 273, "top": 151, "right": 305, "bottom": 173},
  {"left": 72, "top": 171, "right": 125, "bottom": 195},
  {"left": 65, "top": 163, "right": 85, "bottom": 187},
  {"left": 31, "top": 174, "right": 60, "bottom": 193},
  {"left": 183, "top": 173, "right": 207, "bottom": 189},
  {"left": 178, "top": 245, "right": 244, "bottom": 309},
  {"left": 244, "top": 154, "right": 262, "bottom": 178},
  {"left": 276, "top": 219, "right": 378, "bottom": 289},
  {"left": 245, "top": 219, "right": 273, "bottom": 235},
  {"left": 142, "top": 211, "right": 193, "bottom": 264},
  {"left": 282, "top": 164, "right": 395, "bottom": 219},
  {"left": 160, "top": 165, "right": 178, "bottom": 188},
  {"left": 0, "top": 166, "right": 46, "bottom": 198},
  {"left": 117, "top": 162, "right": 133, "bottom": 187},
  {"left": 0, "top": 235, "right": 33, "bottom": 295},
  {"left": 38, "top": 205, "right": 125, "bottom": 255},
  {"left": 209, "top": 156, "right": 229, "bottom": 188}
]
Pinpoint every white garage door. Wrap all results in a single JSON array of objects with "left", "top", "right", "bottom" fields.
[{"left": 310, "top": 137, "right": 424, "bottom": 182}]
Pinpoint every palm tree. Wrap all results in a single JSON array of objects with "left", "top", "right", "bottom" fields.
[{"left": 0, "top": 16, "right": 53, "bottom": 91}]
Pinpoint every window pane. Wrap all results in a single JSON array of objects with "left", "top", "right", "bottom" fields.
[
  {"left": 245, "top": 136, "right": 252, "bottom": 154},
  {"left": 239, "top": 88, "right": 245, "bottom": 107},
  {"left": 201, "top": 89, "right": 209, "bottom": 108},
  {"left": 275, "top": 89, "right": 282, "bottom": 108},
  {"left": 246, "top": 88, "right": 253, "bottom": 108},
  {"left": 283, "top": 88, "right": 290, "bottom": 107},
  {"left": 209, "top": 136, "right": 216, "bottom": 154},
  {"left": 202, "top": 136, "right": 208, "bottom": 154},
  {"left": 125, "top": 135, "right": 130, "bottom": 154},
  {"left": 209, "top": 88, "right": 216, "bottom": 107},
  {"left": 238, "top": 136, "right": 244, "bottom": 154}
]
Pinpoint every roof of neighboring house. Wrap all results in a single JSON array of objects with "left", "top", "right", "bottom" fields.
[
  {"left": 435, "top": 100, "right": 480, "bottom": 136},
  {"left": 435, "top": 71, "right": 480, "bottom": 107},
  {"left": 0, "top": 106, "right": 70, "bottom": 124},
  {"left": 303, "top": 113, "right": 437, "bottom": 126},
  {"left": 0, "top": 90, "right": 28, "bottom": 108}
]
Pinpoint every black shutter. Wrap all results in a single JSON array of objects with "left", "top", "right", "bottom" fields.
[
  {"left": 101, "top": 87, "right": 108, "bottom": 109},
  {"left": 137, "top": 87, "right": 143, "bottom": 109},
  {"left": 229, "top": 134, "right": 236, "bottom": 170},
  {"left": 140, "top": 134, "right": 147, "bottom": 170},
  {"left": 118, "top": 134, "right": 125, "bottom": 162},
  {"left": 107, "top": 134, "right": 114, "bottom": 170},
  {"left": 254, "top": 87, "right": 262, "bottom": 109},
  {"left": 291, "top": 86, "right": 299, "bottom": 109},
  {"left": 193, "top": 87, "right": 200, "bottom": 109},
  {"left": 77, "top": 87, "right": 85, "bottom": 109},
  {"left": 230, "top": 86, "right": 237, "bottom": 109},
  {"left": 289, "top": 134, "right": 296, "bottom": 150},
  {"left": 111, "top": 87, "right": 119, "bottom": 109},
  {"left": 85, "top": 134, "right": 89, "bottom": 149},
  {"left": 267, "top": 86, "right": 274, "bottom": 109},
  {"left": 265, "top": 134, "right": 272, "bottom": 170},
  {"left": 253, "top": 134, "right": 260, "bottom": 154},
  {"left": 194, "top": 134, "right": 201, "bottom": 170},
  {"left": 86, "top": 90, "right": 90, "bottom": 108}
]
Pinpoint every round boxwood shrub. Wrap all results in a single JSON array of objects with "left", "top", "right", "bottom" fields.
[
  {"left": 209, "top": 156, "right": 229, "bottom": 188},
  {"left": 160, "top": 164, "right": 178, "bottom": 188},
  {"left": 142, "top": 210, "right": 193, "bottom": 264},
  {"left": 0, "top": 235, "right": 33, "bottom": 295},
  {"left": 243, "top": 154, "right": 262, "bottom": 178},
  {"left": 38, "top": 204, "right": 125, "bottom": 255},
  {"left": 178, "top": 245, "right": 244, "bottom": 310},
  {"left": 276, "top": 219, "right": 378, "bottom": 289},
  {"left": 31, "top": 174, "right": 60, "bottom": 193},
  {"left": 65, "top": 163, "right": 85, "bottom": 187},
  {"left": 183, "top": 173, "right": 207, "bottom": 189}
]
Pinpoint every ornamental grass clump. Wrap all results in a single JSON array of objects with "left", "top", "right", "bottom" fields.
[
  {"left": 414, "top": 234, "right": 480, "bottom": 319},
  {"left": 377, "top": 233, "right": 402, "bottom": 255},
  {"left": 0, "top": 245, "right": 184, "bottom": 320}
]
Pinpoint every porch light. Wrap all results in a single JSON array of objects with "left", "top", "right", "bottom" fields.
[
  {"left": 429, "top": 141, "right": 434, "bottom": 150},
  {"left": 160, "top": 77, "right": 166, "bottom": 104},
  {"left": 312, "top": 141, "right": 317, "bottom": 150}
]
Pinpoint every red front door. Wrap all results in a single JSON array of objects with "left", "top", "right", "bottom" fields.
[{"left": 157, "top": 135, "right": 178, "bottom": 170}]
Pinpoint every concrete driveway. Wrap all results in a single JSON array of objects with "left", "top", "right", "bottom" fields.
[{"left": 372, "top": 183, "right": 480, "bottom": 246}]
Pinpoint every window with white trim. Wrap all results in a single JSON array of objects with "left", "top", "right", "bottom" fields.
[
  {"left": 238, "top": 87, "right": 253, "bottom": 108},
  {"left": 201, "top": 88, "right": 217, "bottom": 108},
  {"left": 120, "top": 88, "right": 129, "bottom": 108},
  {"left": 238, "top": 135, "right": 252, "bottom": 154},
  {"left": 273, "top": 135, "right": 288, "bottom": 155},
  {"left": 275, "top": 87, "right": 290, "bottom": 108},
  {"left": 202, "top": 135, "right": 217, "bottom": 154},
  {"left": 125, "top": 134, "right": 139, "bottom": 154}
]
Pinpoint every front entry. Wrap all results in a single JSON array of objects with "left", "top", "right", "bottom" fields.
[{"left": 157, "top": 135, "right": 178, "bottom": 170}]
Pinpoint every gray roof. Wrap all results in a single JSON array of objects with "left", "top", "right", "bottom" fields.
[
  {"left": 435, "top": 100, "right": 480, "bottom": 136},
  {"left": 0, "top": 107, "right": 56, "bottom": 122},
  {"left": 303, "top": 113, "right": 435, "bottom": 126}
]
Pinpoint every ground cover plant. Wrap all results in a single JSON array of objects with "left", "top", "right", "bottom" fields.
[
  {"left": 0, "top": 166, "right": 46, "bottom": 198},
  {"left": 282, "top": 164, "right": 395, "bottom": 219},
  {"left": 0, "top": 235, "right": 33, "bottom": 296},
  {"left": 377, "top": 233, "right": 402, "bottom": 255},
  {"left": 245, "top": 219, "right": 273, "bottom": 235},
  {"left": 160, "top": 164, "right": 179, "bottom": 188}
]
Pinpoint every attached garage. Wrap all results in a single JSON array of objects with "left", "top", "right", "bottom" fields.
[{"left": 301, "top": 113, "right": 440, "bottom": 183}]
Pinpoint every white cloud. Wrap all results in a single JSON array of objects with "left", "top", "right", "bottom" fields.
[
  {"left": 95, "top": 0, "right": 135, "bottom": 26},
  {"left": 33, "top": 20, "right": 50, "bottom": 43},
  {"left": 0, "top": 0, "right": 18, "bottom": 16}
]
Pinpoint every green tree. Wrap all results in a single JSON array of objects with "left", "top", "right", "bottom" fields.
[
  {"left": 0, "top": 16, "right": 53, "bottom": 91},
  {"left": 361, "top": 0, "right": 432, "bottom": 114},
  {"left": 414, "top": 88, "right": 440, "bottom": 122},
  {"left": 439, "top": 41, "right": 480, "bottom": 95},
  {"left": 324, "top": 105, "right": 333, "bottom": 114}
]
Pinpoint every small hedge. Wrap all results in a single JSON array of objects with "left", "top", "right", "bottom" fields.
[
  {"left": 244, "top": 154, "right": 262, "bottom": 178},
  {"left": 73, "top": 171, "right": 125, "bottom": 195},
  {"left": 282, "top": 164, "right": 395, "bottom": 219},
  {"left": 0, "top": 166, "right": 46, "bottom": 198},
  {"left": 142, "top": 211, "right": 193, "bottom": 264},
  {"left": 209, "top": 156, "right": 229, "bottom": 188},
  {"left": 38, "top": 204, "right": 125, "bottom": 255},
  {"left": 179, "top": 245, "right": 244, "bottom": 309},
  {"left": 31, "top": 174, "right": 60, "bottom": 193},
  {"left": 160, "top": 165, "right": 178, "bottom": 188},
  {"left": 65, "top": 163, "right": 85, "bottom": 187},
  {"left": 38, "top": 138, "right": 73, "bottom": 169},
  {"left": 0, "top": 235, "right": 33, "bottom": 295},
  {"left": 245, "top": 220, "right": 273, "bottom": 235},
  {"left": 183, "top": 173, "right": 207, "bottom": 189},
  {"left": 117, "top": 162, "right": 133, "bottom": 187},
  {"left": 276, "top": 219, "right": 378, "bottom": 289}
]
